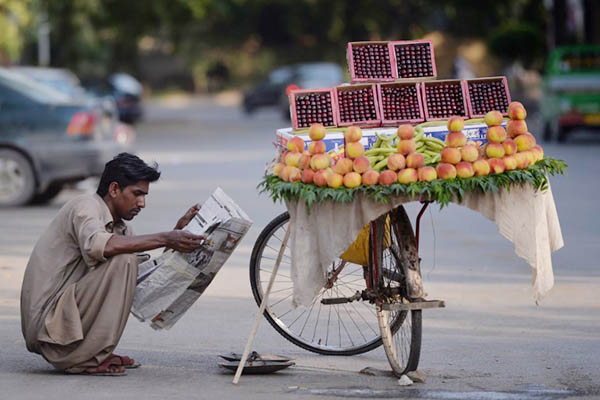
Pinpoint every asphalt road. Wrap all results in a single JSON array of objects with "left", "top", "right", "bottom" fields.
[{"left": 1, "top": 95, "right": 599, "bottom": 400}]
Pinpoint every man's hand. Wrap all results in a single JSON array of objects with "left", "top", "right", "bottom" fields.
[
  {"left": 174, "top": 204, "right": 200, "bottom": 230},
  {"left": 164, "top": 230, "right": 206, "bottom": 253}
]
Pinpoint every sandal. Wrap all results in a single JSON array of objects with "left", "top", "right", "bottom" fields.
[
  {"left": 111, "top": 354, "right": 141, "bottom": 369},
  {"left": 66, "top": 357, "right": 127, "bottom": 376}
]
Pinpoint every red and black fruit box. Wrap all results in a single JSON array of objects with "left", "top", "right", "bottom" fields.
[
  {"left": 288, "top": 88, "right": 338, "bottom": 130},
  {"left": 377, "top": 82, "right": 425, "bottom": 126},
  {"left": 389, "top": 39, "right": 437, "bottom": 81},
  {"left": 333, "top": 83, "right": 381, "bottom": 127},
  {"left": 421, "top": 79, "right": 468, "bottom": 121},
  {"left": 347, "top": 41, "right": 395, "bottom": 83},
  {"left": 464, "top": 76, "right": 511, "bottom": 118}
]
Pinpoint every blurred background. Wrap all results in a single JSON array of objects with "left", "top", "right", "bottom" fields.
[{"left": 0, "top": 0, "right": 598, "bottom": 208}]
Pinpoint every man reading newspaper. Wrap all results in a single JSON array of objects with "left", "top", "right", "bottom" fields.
[{"left": 20, "top": 153, "right": 205, "bottom": 376}]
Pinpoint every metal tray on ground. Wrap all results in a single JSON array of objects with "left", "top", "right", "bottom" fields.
[
  {"left": 219, "top": 351, "right": 293, "bottom": 363},
  {"left": 218, "top": 360, "right": 295, "bottom": 375}
]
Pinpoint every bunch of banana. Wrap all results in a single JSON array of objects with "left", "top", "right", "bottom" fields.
[
  {"left": 414, "top": 126, "right": 445, "bottom": 165},
  {"left": 364, "top": 132, "right": 397, "bottom": 172}
]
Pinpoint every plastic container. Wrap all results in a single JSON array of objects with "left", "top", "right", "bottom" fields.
[
  {"left": 389, "top": 39, "right": 437, "bottom": 80},
  {"left": 333, "top": 84, "right": 381, "bottom": 127},
  {"left": 347, "top": 42, "right": 395, "bottom": 83},
  {"left": 464, "top": 76, "right": 511, "bottom": 117},
  {"left": 377, "top": 82, "right": 425, "bottom": 125},
  {"left": 288, "top": 88, "right": 338, "bottom": 130},
  {"left": 421, "top": 79, "right": 468, "bottom": 121}
]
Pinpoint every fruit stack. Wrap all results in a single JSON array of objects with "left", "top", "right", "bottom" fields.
[
  {"left": 465, "top": 77, "right": 511, "bottom": 117},
  {"left": 289, "top": 88, "right": 337, "bottom": 130},
  {"left": 437, "top": 117, "right": 480, "bottom": 179},
  {"left": 334, "top": 84, "right": 381, "bottom": 127},
  {"left": 421, "top": 80, "right": 468, "bottom": 120}
]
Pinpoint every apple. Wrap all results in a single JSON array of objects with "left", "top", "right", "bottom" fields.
[
  {"left": 406, "top": 153, "right": 425, "bottom": 169},
  {"left": 344, "top": 126, "right": 362, "bottom": 143},
  {"left": 346, "top": 141, "right": 365, "bottom": 158},
  {"left": 361, "top": 170, "right": 380, "bottom": 185},
  {"left": 397, "top": 139, "right": 416, "bottom": 155},
  {"left": 503, "top": 139, "right": 517, "bottom": 155},
  {"left": 488, "top": 158, "right": 506, "bottom": 174},
  {"left": 506, "top": 119, "right": 528, "bottom": 138},
  {"left": 298, "top": 154, "right": 311, "bottom": 170},
  {"left": 441, "top": 147, "right": 461, "bottom": 164},
  {"left": 308, "top": 140, "right": 327, "bottom": 155},
  {"left": 343, "top": 172, "right": 361, "bottom": 188},
  {"left": 313, "top": 170, "right": 328, "bottom": 187},
  {"left": 436, "top": 163, "right": 457, "bottom": 180},
  {"left": 353, "top": 156, "right": 371, "bottom": 174},
  {"left": 301, "top": 168, "right": 314, "bottom": 184},
  {"left": 486, "top": 126, "right": 507, "bottom": 143},
  {"left": 310, "top": 153, "right": 330, "bottom": 170},
  {"left": 417, "top": 166, "right": 437, "bottom": 182},
  {"left": 503, "top": 155, "right": 517, "bottom": 170},
  {"left": 309, "top": 123, "right": 326, "bottom": 141},
  {"left": 460, "top": 144, "right": 479, "bottom": 162},
  {"left": 514, "top": 134, "right": 536, "bottom": 152},
  {"left": 446, "top": 131, "right": 467, "bottom": 148},
  {"left": 531, "top": 145, "right": 544, "bottom": 161},
  {"left": 273, "top": 163, "right": 285, "bottom": 177},
  {"left": 456, "top": 161, "right": 475, "bottom": 178},
  {"left": 326, "top": 172, "right": 344, "bottom": 188},
  {"left": 333, "top": 158, "right": 353, "bottom": 175},
  {"left": 288, "top": 167, "right": 302, "bottom": 182},
  {"left": 473, "top": 159, "right": 490, "bottom": 176},
  {"left": 386, "top": 153, "right": 406, "bottom": 171},
  {"left": 447, "top": 116, "right": 465, "bottom": 132},
  {"left": 397, "top": 168, "right": 418, "bottom": 184},
  {"left": 285, "top": 151, "right": 302, "bottom": 167},
  {"left": 484, "top": 110, "right": 504, "bottom": 127},
  {"left": 485, "top": 142, "right": 506, "bottom": 158},
  {"left": 397, "top": 124, "right": 415, "bottom": 140},
  {"left": 514, "top": 152, "right": 530, "bottom": 169},
  {"left": 508, "top": 102, "right": 527, "bottom": 120},
  {"left": 287, "top": 136, "right": 305, "bottom": 152},
  {"left": 379, "top": 170, "right": 398, "bottom": 186}
]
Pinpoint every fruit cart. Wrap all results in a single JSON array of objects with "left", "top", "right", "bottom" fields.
[{"left": 233, "top": 40, "right": 566, "bottom": 383}]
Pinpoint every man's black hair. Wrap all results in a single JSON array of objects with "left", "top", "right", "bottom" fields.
[{"left": 97, "top": 153, "right": 161, "bottom": 197}]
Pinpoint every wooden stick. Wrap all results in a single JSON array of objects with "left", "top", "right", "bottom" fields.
[{"left": 232, "top": 223, "right": 292, "bottom": 384}]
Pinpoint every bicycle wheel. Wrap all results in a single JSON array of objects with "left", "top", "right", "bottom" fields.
[
  {"left": 250, "top": 212, "right": 385, "bottom": 355},
  {"left": 372, "top": 206, "right": 422, "bottom": 376}
]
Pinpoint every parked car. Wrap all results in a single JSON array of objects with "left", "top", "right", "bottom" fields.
[
  {"left": 242, "top": 62, "right": 345, "bottom": 119},
  {"left": 540, "top": 45, "right": 600, "bottom": 142},
  {"left": 0, "top": 67, "right": 128, "bottom": 206},
  {"left": 84, "top": 72, "right": 144, "bottom": 124}
]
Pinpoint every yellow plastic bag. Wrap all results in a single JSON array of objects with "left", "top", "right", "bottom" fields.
[{"left": 340, "top": 217, "right": 391, "bottom": 266}]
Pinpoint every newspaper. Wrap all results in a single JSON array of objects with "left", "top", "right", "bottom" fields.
[{"left": 131, "top": 187, "right": 252, "bottom": 330}]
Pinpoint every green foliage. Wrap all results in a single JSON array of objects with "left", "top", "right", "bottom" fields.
[{"left": 258, "top": 157, "right": 567, "bottom": 212}]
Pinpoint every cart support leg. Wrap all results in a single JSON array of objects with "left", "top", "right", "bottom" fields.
[
  {"left": 415, "top": 202, "right": 430, "bottom": 253},
  {"left": 233, "top": 223, "right": 292, "bottom": 385}
]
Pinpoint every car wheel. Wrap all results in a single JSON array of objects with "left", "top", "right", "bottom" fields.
[
  {"left": 30, "top": 183, "right": 64, "bottom": 205},
  {"left": 0, "top": 149, "right": 36, "bottom": 207}
]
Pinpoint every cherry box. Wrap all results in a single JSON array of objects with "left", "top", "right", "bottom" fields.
[
  {"left": 333, "top": 84, "right": 381, "bottom": 127},
  {"left": 464, "top": 76, "right": 511, "bottom": 117},
  {"left": 347, "top": 41, "right": 395, "bottom": 83},
  {"left": 288, "top": 88, "right": 338, "bottom": 130},
  {"left": 421, "top": 79, "right": 468, "bottom": 121},
  {"left": 389, "top": 39, "right": 437, "bottom": 80},
  {"left": 377, "top": 82, "right": 425, "bottom": 125}
]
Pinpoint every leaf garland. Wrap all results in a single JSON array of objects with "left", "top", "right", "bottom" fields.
[{"left": 258, "top": 157, "right": 567, "bottom": 211}]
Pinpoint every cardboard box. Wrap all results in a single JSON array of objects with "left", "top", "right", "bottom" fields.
[
  {"left": 347, "top": 41, "right": 395, "bottom": 83},
  {"left": 465, "top": 76, "right": 511, "bottom": 118},
  {"left": 334, "top": 83, "right": 381, "bottom": 127},
  {"left": 421, "top": 79, "right": 468, "bottom": 121},
  {"left": 389, "top": 39, "right": 437, "bottom": 81},
  {"left": 377, "top": 82, "right": 425, "bottom": 125},
  {"left": 288, "top": 88, "right": 338, "bottom": 130}
]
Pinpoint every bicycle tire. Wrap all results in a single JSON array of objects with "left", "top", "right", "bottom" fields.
[
  {"left": 250, "top": 212, "right": 398, "bottom": 355},
  {"left": 372, "top": 206, "right": 423, "bottom": 375}
]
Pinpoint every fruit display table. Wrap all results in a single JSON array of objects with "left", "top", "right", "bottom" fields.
[{"left": 260, "top": 173, "right": 564, "bottom": 307}]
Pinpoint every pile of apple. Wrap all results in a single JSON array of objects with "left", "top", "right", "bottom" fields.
[{"left": 273, "top": 101, "right": 545, "bottom": 189}]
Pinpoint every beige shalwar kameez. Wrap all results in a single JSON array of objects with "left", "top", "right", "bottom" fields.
[{"left": 20, "top": 193, "right": 138, "bottom": 372}]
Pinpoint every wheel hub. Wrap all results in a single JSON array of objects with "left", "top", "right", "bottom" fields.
[{"left": 0, "top": 158, "right": 25, "bottom": 201}]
